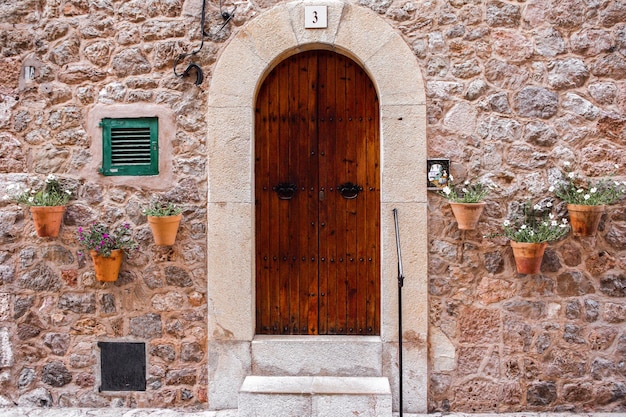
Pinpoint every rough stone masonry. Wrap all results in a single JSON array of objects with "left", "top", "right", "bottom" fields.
[{"left": 0, "top": 0, "right": 625, "bottom": 413}]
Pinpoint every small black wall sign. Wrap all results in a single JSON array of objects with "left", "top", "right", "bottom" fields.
[{"left": 98, "top": 341, "right": 146, "bottom": 391}]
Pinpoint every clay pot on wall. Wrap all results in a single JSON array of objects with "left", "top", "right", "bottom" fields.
[
  {"left": 510, "top": 241, "right": 547, "bottom": 274},
  {"left": 449, "top": 202, "right": 486, "bottom": 230},
  {"left": 147, "top": 214, "right": 182, "bottom": 246},
  {"left": 90, "top": 249, "right": 123, "bottom": 282},
  {"left": 567, "top": 204, "right": 605, "bottom": 237},
  {"left": 30, "top": 206, "right": 66, "bottom": 238}
]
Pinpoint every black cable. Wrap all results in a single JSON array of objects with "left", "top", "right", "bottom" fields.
[
  {"left": 219, "top": 0, "right": 237, "bottom": 26},
  {"left": 173, "top": 0, "right": 236, "bottom": 85},
  {"left": 173, "top": 0, "right": 209, "bottom": 85}
]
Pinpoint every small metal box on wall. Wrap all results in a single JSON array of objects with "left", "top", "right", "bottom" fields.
[{"left": 98, "top": 341, "right": 146, "bottom": 392}]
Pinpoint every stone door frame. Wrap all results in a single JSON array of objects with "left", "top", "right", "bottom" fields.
[{"left": 207, "top": 0, "right": 428, "bottom": 412}]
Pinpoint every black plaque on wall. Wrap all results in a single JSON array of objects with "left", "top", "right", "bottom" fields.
[{"left": 98, "top": 341, "right": 146, "bottom": 391}]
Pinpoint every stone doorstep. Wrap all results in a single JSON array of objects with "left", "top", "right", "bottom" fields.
[
  {"left": 251, "top": 335, "right": 383, "bottom": 377},
  {"left": 240, "top": 375, "right": 391, "bottom": 395},
  {"left": 239, "top": 376, "right": 392, "bottom": 417}
]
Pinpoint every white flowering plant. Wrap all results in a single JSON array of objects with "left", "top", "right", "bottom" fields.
[
  {"left": 499, "top": 200, "right": 570, "bottom": 243},
  {"left": 5, "top": 174, "right": 73, "bottom": 207},
  {"left": 439, "top": 176, "right": 491, "bottom": 203},
  {"left": 552, "top": 162, "right": 626, "bottom": 206}
]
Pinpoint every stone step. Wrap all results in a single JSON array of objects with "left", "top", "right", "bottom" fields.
[
  {"left": 251, "top": 335, "right": 382, "bottom": 377},
  {"left": 239, "top": 375, "right": 392, "bottom": 417}
]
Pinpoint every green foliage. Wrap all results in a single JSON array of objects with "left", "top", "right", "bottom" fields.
[
  {"left": 77, "top": 222, "right": 138, "bottom": 258},
  {"left": 552, "top": 163, "right": 626, "bottom": 206},
  {"left": 500, "top": 201, "right": 570, "bottom": 243},
  {"left": 439, "top": 178, "right": 491, "bottom": 203},
  {"left": 6, "top": 174, "right": 72, "bottom": 207},
  {"left": 142, "top": 200, "right": 184, "bottom": 217}
]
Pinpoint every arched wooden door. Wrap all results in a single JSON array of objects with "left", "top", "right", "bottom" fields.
[{"left": 255, "top": 50, "right": 380, "bottom": 336}]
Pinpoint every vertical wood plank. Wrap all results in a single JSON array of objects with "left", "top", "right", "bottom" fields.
[
  {"left": 354, "top": 65, "right": 368, "bottom": 335},
  {"left": 254, "top": 68, "right": 270, "bottom": 334},
  {"left": 365, "top": 72, "right": 381, "bottom": 334},
  {"left": 287, "top": 54, "right": 300, "bottom": 334},
  {"left": 317, "top": 51, "right": 331, "bottom": 334},
  {"left": 305, "top": 52, "right": 320, "bottom": 335},
  {"left": 255, "top": 50, "right": 380, "bottom": 336}
]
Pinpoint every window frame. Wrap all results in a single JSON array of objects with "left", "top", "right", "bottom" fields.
[{"left": 99, "top": 117, "right": 159, "bottom": 176}]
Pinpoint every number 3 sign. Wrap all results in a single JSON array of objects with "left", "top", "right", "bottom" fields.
[{"left": 305, "top": 6, "right": 328, "bottom": 28}]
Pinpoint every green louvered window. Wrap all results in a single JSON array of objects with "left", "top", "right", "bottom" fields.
[{"left": 100, "top": 117, "right": 158, "bottom": 176}]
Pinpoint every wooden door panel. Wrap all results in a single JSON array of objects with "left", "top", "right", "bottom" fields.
[
  {"left": 255, "top": 54, "right": 319, "bottom": 334},
  {"left": 255, "top": 50, "right": 379, "bottom": 335}
]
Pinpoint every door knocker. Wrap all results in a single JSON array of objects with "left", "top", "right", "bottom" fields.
[
  {"left": 337, "top": 182, "right": 362, "bottom": 199},
  {"left": 273, "top": 183, "right": 297, "bottom": 200}
]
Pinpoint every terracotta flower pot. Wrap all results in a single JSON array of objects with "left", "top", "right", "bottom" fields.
[
  {"left": 510, "top": 241, "right": 547, "bottom": 275},
  {"left": 90, "top": 249, "right": 123, "bottom": 282},
  {"left": 449, "top": 202, "right": 486, "bottom": 230},
  {"left": 567, "top": 204, "right": 605, "bottom": 237},
  {"left": 147, "top": 214, "right": 182, "bottom": 246},
  {"left": 29, "top": 206, "right": 66, "bottom": 238}
]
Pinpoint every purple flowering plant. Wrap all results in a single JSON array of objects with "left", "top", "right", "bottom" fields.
[{"left": 77, "top": 222, "right": 138, "bottom": 257}]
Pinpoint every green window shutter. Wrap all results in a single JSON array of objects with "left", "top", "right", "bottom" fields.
[{"left": 100, "top": 117, "right": 159, "bottom": 176}]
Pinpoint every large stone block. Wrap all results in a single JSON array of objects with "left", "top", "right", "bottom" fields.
[
  {"left": 207, "top": 202, "right": 253, "bottom": 341},
  {"left": 208, "top": 340, "right": 251, "bottom": 410},
  {"left": 380, "top": 202, "right": 428, "bottom": 341},
  {"left": 0, "top": 328, "right": 12, "bottom": 368},
  {"left": 207, "top": 37, "right": 265, "bottom": 108},
  {"left": 284, "top": 0, "right": 343, "bottom": 47},
  {"left": 383, "top": 342, "right": 427, "bottom": 413},
  {"left": 335, "top": 2, "right": 397, "bottom": 64},
  {"left": 239, "top": 376, "right": 391, "bottom": 417},
  {"left": 380, "top": 106, "right": 427, "bottom": 203},
  {"left": 206, "top": 107, "right": 252, "bottom": 204},
  {"left": 365, "top": 36, "right": 426, "bottom": 106},
  {"left": 251, "top": 335, "right": 382, "bottom": 376},
  {"left": 238, "top": 8, "right": 296, "bottom": 65}
]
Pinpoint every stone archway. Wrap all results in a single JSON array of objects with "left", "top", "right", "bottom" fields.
[{"left": 206, "top": 0, "right": 428, "bottom": 412}]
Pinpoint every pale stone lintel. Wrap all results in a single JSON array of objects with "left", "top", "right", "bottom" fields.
[{"left": 240, "top": 375, "right": 391, "bottom": 395}]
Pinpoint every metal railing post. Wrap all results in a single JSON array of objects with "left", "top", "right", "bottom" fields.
[{"left": 393, "top": 208, "right": 404, "bottom": 417}]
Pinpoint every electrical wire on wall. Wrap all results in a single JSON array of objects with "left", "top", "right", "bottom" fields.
[{"left": 173, "top": 0, "right": 236, "bottom": 85}]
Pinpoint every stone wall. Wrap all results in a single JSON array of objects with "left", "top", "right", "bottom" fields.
[
  {"left": 0, "top": 0, "right": 212, "bottom": 409},
  {"left": 0, "top": 0, "right": 625, "bottom": 413},
  {"left": 416, "top": 0, "right": 626, "bottom": 412}
]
